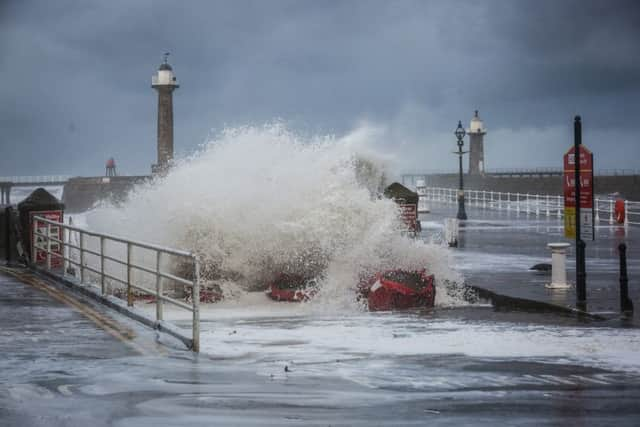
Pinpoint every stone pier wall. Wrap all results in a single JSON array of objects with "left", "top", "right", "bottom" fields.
[{"left": 62, "top": 176, "right": 150, "bottom": 212}]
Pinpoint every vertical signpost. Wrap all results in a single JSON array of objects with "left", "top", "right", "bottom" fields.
[{"left": 563, "top": 116, "right": 594, "bottom": 310}]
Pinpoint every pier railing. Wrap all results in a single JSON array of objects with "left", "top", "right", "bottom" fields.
[
  {"left": 0, "top": 175, "right": 72, "bottom": 184},
  {"left": 419, "top": 187, "right": 639, "bottom": 227},
  {"left": 31, "top": 215, "right": 201, "bottom": 351}
]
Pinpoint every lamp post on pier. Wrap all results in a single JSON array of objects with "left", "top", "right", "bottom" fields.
[{"left": 454, "top": 121, "right": 468, "bottom": 220}]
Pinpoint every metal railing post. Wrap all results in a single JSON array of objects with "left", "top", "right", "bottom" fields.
[
  {"left": 624, "top": 200, "right": 629, "bottom": 230},
  {"left": 546, "top": 194, "right": 551, "bottom": 217},
  {"left": 595, "top": 198, "right": 600, "bottom": 223},
  {"left": 557, "top": 196, "right": 562, "bottom": 218},
  {"left": 507, "top": 192, "right": 511, "bottom": 211},
  {"left": 156, "top": 251, "right": 163, "bottom": 321},
  {"left": 192, "top": 256, "right": 200, "bottom": 352},
  {"left": 127, "top": 242, "right": 133, "bottom": 307},
  {"left": 535, "top": 194, "right": 540, "bottom": 216},
  {"left": 67, "top": 217, "right": 73, "bottom": 273},
  {"left": 609, "top": 199, "right": 614, "bottom": 224},
  {"left": 100, "top": 236, "right": 106, "bottom": 295},
  {"left": 79, "top": 231, "right": 85, "bottom": 283},
  {"left": 46, "top": 223, "right": 52, "bottom": 271},
  {"left": 63, "top": 223, "right": 68, "bottom": 273},
  {"left": 516, "top": 192, "right": 520, "bottom": 213}
]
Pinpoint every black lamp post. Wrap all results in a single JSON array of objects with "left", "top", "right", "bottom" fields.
[{"left": 454, "top": 120, "right": 468, "bottom": 220}]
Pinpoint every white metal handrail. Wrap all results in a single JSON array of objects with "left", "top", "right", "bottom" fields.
[
  {"left": 0, "top": 175, "right": 72, "bottom": 184},
  {"left": 31, "top": 215, "right": 201, "bottom": 351},
  {"left": 418, "top": 186, "right": 639, "bottom": 227}
]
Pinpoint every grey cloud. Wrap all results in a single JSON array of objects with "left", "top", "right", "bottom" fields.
[{"left": 1, "top": 0, "right": 639, "bottom": 176}]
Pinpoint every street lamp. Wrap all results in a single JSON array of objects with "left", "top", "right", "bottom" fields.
[{"left": 454, "top": 120, "right": 468, "bottom": 220}]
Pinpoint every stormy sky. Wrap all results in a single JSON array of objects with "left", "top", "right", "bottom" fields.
[{"left": 1, "top": 0, "right": 639, "bottom": 177}]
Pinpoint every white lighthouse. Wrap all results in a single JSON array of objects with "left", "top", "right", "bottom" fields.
[
  {"left": 151, "top": 53, "right": 179, "bottom": 174},
  {"left": 467, "top": 110, "right": 487, "bottom": 175}
]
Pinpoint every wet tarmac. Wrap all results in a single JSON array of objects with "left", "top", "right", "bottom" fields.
[
  {"left": 420, "top": 202, "right": 639, "bottom": 317},
  {"left": 3, "top": 202, "right": 640, "bottom": 427},
  {"left": 3, "top": 268, "right": 640, "bottom": 426}
]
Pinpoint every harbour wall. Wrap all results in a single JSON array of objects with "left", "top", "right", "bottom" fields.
[{"left": 62, "top": 176, "right": 149, "bottom": 212}]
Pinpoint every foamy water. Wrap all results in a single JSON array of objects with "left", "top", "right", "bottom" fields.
[
  {"left": 156, "top": 302, "right": 640, "bottom": 386},
  {"left": 69, "top": 124, "right": 640, "bottom": 386},
  {"left": 84, "top": 124, "right": 463, "bottom": 308}
]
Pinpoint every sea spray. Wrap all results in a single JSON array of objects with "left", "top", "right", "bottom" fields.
[{"left": 85, "top": 124, "right": 463, "bottom": 307}]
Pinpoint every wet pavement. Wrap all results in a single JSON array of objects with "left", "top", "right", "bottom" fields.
[
  {"left": 420, "top": 202, "right": 639, "bottom": 318},
  {"left": 3, "top": 213, "right": 640, "bottom": 426}
]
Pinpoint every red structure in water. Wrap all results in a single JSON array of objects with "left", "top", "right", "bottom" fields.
[{"left": 358, "top": 270, "right": 435, "bottom": 311}]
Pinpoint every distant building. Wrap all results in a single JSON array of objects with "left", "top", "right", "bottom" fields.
[
  {"left": 467, "top": 110, "right": 487, "bottom": 175},
  {"left": 151, "top": 54, "right": 179, "bottom": 174}
]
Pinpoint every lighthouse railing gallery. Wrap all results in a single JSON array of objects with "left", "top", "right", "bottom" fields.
[{"left": 419, "top": 187, "right": 640, "bottom": 227}]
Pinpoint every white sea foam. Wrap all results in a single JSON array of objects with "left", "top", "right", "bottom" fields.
[
  {"left": 192, "top": 311, "right": 640, "bottom": 380},
  {"left": 84, "top": 124, "right": 464, "bottom": 309}
]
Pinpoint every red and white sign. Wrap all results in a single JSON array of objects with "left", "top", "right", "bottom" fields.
[
  {"left": 563, "top": 145, "right": 594, "bottom": 240},
  {"left": 399, "top": 203, "right": 419, "bottom": 232},
  {"left": 30, "top": 210, "right": 64, "bottom": 267}
]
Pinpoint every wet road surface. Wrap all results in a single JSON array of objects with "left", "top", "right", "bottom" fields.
[
  {"left": 3, "top": 268, "right": 640, "bottom": 426},
  {"left": 420, "top": 202, "right": 640, "bottom": 316}
]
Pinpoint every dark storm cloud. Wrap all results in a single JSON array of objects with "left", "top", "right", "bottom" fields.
[{"left": 1, "top": 0, "right": 639, "bottom": 176}]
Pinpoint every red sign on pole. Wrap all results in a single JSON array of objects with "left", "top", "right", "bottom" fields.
[
  {"left": 563, "top": 145, "right": 594, "bottom": 240},
  {"left": 30, "top": 210, "right": 64, "bottom": 267}
]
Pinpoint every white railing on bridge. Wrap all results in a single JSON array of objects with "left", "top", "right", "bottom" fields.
[
  {"left": 420, "top": 187, "right": 639, "bottom": 227},
  {"left": 0, "top": 175, "right": 72, "bottom": 184},
  {"left": 31, "top": 215, "right": 201, "bottom": 352}
]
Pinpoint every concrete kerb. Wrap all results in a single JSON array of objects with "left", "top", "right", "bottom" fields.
[
  {"left": 468, "top": 285, "right": 607, "bottom": 321},
  {"left": 30, "top": 265, "right": 195, "bottom": 350}
]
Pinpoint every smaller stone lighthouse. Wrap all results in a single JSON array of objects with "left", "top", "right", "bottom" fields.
[
  {"left": 151, "top": 53, "right": 179, "bottom": 174},
  {"left": 467, "top": 110, "right": 487, "bottom": 175}
]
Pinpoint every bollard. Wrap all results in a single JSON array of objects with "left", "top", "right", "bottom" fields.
[
  {"left": 618, "top": 243, "right": 634, "bottom": 316},
  {"left": 444, "top": 218, "right": 459, "bottom": 247},
  {"left": 545, "top": 243, "right": 571, "bottom": 289}
]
